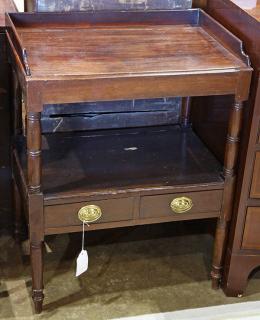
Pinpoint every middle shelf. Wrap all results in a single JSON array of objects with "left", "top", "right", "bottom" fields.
[{"left": 17, "top": 125, "right": 224, "bottom": 200}]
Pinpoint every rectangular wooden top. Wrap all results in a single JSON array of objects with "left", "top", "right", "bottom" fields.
[
  {"left": 231, "top": 0, "right": 260, "bottom": 22},
  {"left": 15, "top": 24, "right": 246, "bottom": 79},
  {"left": 7, "top": 10, "right": 250, "bottom": 79},
  {"left": 6, "top": 10, "right": 252, "bottom": 109}
]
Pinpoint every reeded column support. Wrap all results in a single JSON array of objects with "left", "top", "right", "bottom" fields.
[{"left": 211, "top": 100, "right": 243, "bottom": 289}]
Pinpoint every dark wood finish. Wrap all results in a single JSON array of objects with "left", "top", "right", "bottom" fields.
[
  {"left": 0, "top": 0, "right": 17, "bottom": 233},
  {"left": 193, "top": 0, "right": 208, "bottom": 9},
  {"left": 28, "top": 192, "right": 44, "bottom": 311},
  {"left": 45, "top": 197, "right": 135, "bottom": 228},
  {"left": 190, "top": 95, "right": 232, "bottom": 162},
  {"left": 223, "top": 252, "right": 260, "bottom": 297},
  {"left": 207, "top": 0, "right": 260, "bottom": 297},
  {"left": 250, "top": 153, "right": 260, "bottom": 198},
  {"left": 140, "top": 190, "right": 223, "bottom": 218},
  {"left": 211, "top": 100, "right": 244, "bottom": 288},
  {"left": 6, "top": 12, "right": 248, "bottom": 89},
  {"left": 242, "top": 207, "right": 260, "bottom": 250},
  {"left": 30, "top": 241, "right": 44, "bottom": 314},
  {"left": 12, "top": 176, "right": 22, "bottom": 242},
  {"left": 16, "top": 126, "right": 224, "bottom": 199},
  {"left": 27, "top": 112, "right": 42, "bottom": 193},
  {"left": 8, "top": 9, "right": 251, "bottom": 312},
  {"left": 12, "top": 69, "right": 23, "bottom": 136}
]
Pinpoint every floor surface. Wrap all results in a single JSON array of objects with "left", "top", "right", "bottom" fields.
[{"left": 1, "top": 222, "right": 260, "bottom": 320}]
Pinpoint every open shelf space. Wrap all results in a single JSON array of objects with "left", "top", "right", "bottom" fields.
[{"left": 17, "top": 125, "right": 224, "bottom": 200}]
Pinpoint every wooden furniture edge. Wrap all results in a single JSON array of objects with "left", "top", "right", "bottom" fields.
[
  {"left": 5, "top": 13, "right": 30, "bottom": 76},
  {"left": 198, "top": 9, "right": 251, "bottom": 67},
  {"left": 45, "top": 212, "right": 220, "bottom": 235}
]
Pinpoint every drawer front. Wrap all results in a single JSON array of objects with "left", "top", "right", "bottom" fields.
[
  {"left": 242, "top": 207, "right": 260, "bottom": 250},
  {"left": 250, "top": 153, "right": 260, "bottom": 198},
  {"left": 45, "top": 197, "right": 134, "bottom": 228},
  {"left": 140, "top": 190, "right": 223, "bottom": 219}
]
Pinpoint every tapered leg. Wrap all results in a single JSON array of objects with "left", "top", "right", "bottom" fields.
[
  {"left": 31, "top": 241, "right": 44, "bottom": 314},
  {"left": 211, "top": 220, "right": 228, "bottom": 289},
  {"left": 211, "top": 100, "right": 243, "bottom": 288}
]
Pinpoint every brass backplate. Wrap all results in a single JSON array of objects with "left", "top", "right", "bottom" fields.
[
  {"left": 170, "top": 197, "right": 193, "bottom": 213},
  {"left": 78, "top": 205, "right": 102, "bottom": 223}
]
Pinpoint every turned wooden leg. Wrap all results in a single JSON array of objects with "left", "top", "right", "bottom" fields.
[
  {"left": 27, "top": 112, "right": 42, "bottom": 193},
  {"left": 180, "top": 97, "right": 192, "bottom": 128},
  {"left": 211, "top": 219, "right": 228, "bottom": 289},
  {"left": 12, "top": 177, "right": 22, "bottom": 243},
  {"left": 26, "top": 111, "right": 44, "bottom": 313},
  {"left": 211, "top": 100, "right": 243, "bottom": 289},
  {"left": 31, "top": 241, "right": 44, "bottom": 314}
]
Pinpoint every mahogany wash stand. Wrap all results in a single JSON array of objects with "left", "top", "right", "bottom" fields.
[{"left": 6, "top": 9, "right": 252, "bottom": 313}]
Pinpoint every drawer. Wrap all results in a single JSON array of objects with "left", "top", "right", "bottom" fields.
[
  {"left": 242, "top": 207, "right": 260, "bottom": 250},
  {"left": 250, "top": 153, "right": 260, "bottom": 198},
  {"left": 140, "top": 190, "right": 223, "bottom": 219},
  {"left": 45, "top": 197, "right": 134, "bottom": 228}
]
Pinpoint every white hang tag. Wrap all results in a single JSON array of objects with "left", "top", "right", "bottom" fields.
[
  {"left": 76, "top": 222, "right": 89, "bottom": 277},
  {"left": 44, "top": 241, "right": 52, "bottom": 253},
  {"left": 76, "top": 249, "right": 88, "bottom": 277}
]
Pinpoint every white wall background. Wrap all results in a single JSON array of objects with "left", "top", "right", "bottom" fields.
[{"left": 14, "top": 0, "right": 24, "bottom": 11}]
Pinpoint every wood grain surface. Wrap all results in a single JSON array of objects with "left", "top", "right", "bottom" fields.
[
  {"left": 18, "top": 24, "right": 244, "bottom": 78},
  {"left": 242, "top": 207, "right": 260, "bottom": 249}
]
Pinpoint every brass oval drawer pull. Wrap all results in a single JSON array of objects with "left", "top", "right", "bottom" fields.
[
  {"left": 170, "top": 197, "right": 193, "bottom": 213},
  {"left": 78, "top": 205, "right": 102, "bottom": 223}
]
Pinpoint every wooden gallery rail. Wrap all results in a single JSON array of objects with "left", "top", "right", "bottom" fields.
[{"left": 6, "top": 9, "right": 252, "bottom": 313}]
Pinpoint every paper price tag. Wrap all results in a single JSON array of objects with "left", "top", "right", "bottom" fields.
[{"left": 76, "top": 249, "right": 88, "bottom": 277}]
